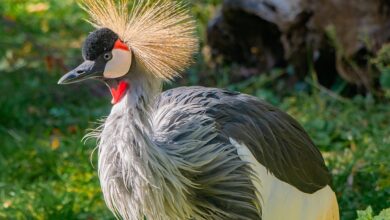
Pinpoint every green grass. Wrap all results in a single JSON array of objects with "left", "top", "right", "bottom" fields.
[
  {"left": 0, "top": 68, "right": 113, "bottom": 219},
  {"left": 0, "top": 0, "right": 389, "bottom": 219},
  {"left": 282, "top": 93, "right": 390, "bottom": 219},
  {"left": 1, "top": 67, "right": 389, "bottom": 220}
]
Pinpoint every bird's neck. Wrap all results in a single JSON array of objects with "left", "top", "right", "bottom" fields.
[
  {"left": 106, "top": 72, "right": 164, "bottom": 182},
  {"left": 97, "top": 72, "right": 173, "bottom": 218},
  {"left": 112, "top": 71, "right": 162, "bottom": 109}
]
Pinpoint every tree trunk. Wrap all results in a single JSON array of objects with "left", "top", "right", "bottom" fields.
[{"left": 207, "top": 0, "right": 390, "bottom": 92}]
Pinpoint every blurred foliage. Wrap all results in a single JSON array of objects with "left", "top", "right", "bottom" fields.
[
  {"left": 356, "top": 206, "right": 390, "bottom": 220},
  {"left": 372, "top": 43, "right": 390, "bottom": 98},
  {"left": 0, "top": 0, "right": 389, "bottom": 220},
  {"left": 282, "top": 92, "right": 390, "bottom": 220}
]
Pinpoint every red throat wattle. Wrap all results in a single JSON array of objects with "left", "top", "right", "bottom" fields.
[{"left": 110, "top": 81, "right": 129, "bottom": 105}]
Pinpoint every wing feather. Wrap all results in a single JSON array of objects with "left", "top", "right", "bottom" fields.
[{"left": 156, "top": 86, "right": 331, "bottom": 193}]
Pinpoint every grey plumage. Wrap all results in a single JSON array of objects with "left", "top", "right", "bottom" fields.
[
  {"left": 159, "top": 87, "right": 331, "bottom": 193},
  {"left": 91, "top": 81, "right": 331, "bottom": 219},
  {"left": 58, "top": 1, "right": 338, "bottom": 219}
]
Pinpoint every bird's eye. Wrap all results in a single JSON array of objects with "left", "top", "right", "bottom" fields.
[{"left": 103, "top": 52, "right": 113, "bottom": 61}]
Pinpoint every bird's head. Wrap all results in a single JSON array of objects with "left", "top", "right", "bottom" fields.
[
  {"left": 59, "top": 28, "right": 132, "bottom": 84},
  {"left": 58, "top": 0, "right": 197, "bottom": 104},
  {"left": 58, "top": 28, "right": 133, "bottom": 104}
]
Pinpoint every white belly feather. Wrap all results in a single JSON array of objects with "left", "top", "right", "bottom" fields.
[{"left": 230, "top": 138, "right": 339, "bottom": 220}]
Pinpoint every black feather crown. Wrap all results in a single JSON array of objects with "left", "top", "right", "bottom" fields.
[{"left": 82, "top": 28, "right": 119, "bottom": 61}]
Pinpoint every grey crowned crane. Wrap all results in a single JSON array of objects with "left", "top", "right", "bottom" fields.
[{"left": 58, "top": 0, "right": 339, "bottom": 219}]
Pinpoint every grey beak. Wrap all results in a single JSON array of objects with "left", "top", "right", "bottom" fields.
[{"left": 58, "top": 60, "right": 104, "bottom": 84}]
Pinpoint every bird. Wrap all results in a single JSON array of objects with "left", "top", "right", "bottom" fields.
[{"left": 58, "top": 0, "right": 339, "bottom": 219}]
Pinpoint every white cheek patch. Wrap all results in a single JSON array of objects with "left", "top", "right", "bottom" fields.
[{"left": 103, "top": 49, "right": 132, "bottom": 78}]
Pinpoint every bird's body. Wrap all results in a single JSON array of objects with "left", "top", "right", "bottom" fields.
[
  {"left": 96, "top": 84, "right": 339, "bottom": 220},
  {"left": 58, "top": 0, "right": 340, "bottom": 219}
]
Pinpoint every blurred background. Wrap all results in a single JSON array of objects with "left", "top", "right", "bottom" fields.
[{"left": 0, "top": 0, "right": 389, "bottom": 219}]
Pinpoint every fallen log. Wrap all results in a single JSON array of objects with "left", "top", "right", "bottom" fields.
[{"left": 207, "top": 0, "right": 390, "bottom": 92}]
